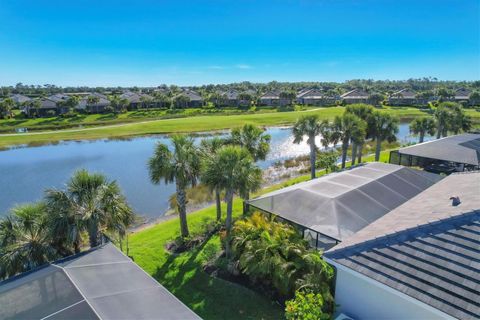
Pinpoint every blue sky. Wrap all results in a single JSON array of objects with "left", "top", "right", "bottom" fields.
[{"left": 0, "top": 0, "right": 478, "bottom": 86}]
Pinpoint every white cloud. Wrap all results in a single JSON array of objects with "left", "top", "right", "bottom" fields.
[{"left": 235, "top": 64, "right": 252, "bottom": 69}]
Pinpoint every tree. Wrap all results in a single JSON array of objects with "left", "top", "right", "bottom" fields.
[
  {"left": 409, "top": 117, "right": 436, "bottom": 143},
  {"left": 0, "top": 97, "right": 14, "bottom": 119},
  {"left": 316, "top": 150, "right": 339, "bottom": 173},
  {"left": 469, "top": 91, "right": 480, "bottom": 105},
  {"left": 318, "top": 120, "right": 333, "bottom": 150},
  {"left": 334, "top": 114, "right": 366, "bottom": 168},
  {"left": 369, "top": 111, "right": 399, "bottom": 161},
  {"left": 174, "top": 94, "right": 190, "bottom": 109},
  {"left": 200, "top": 137, "right": 226, "bottom": 221},
  {"left": 434, "top": 102, "right": 471, "bottom": 138},
  {"left": 280, "top": 90, "right": 297, "bottom": 105},
  {"left": 203, "top": 146, "right": 261, "bottom": 257},
  {"left": 293, "top": 115, "right": 322, "bottom": 179},
  {"left": 285, "top": 290, "right": 330, "bottom": 320},
  {"left": 45, "top": 170, "right": 134, "bottom": 248},
  {"left": 229, "top": 124, "right": 271, "bottom": 212},
  {"left": 0, "top": 203, "right": 59, "bottom": 280},
  {"left": 368, "top": 92, "right": 385, "bottom": 106},
  {"left": 109, "top": 95, "right": 129, "bottom": 113},
  {"left": 344, "top": 104, "right": 374, "bottom": 163},
  {"left": 149, "top": 135, "right": 200, "bottom": 238}
]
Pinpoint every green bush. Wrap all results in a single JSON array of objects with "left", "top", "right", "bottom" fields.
[
  {"left": 230, "top": 212, "right": 334, "bottom": 302},
  {"left": 285, "top": 290, "right": 330, "bottom": 320}
]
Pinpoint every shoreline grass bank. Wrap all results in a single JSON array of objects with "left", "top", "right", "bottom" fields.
[{"left": 0, "top": 107, "right": 443, "bottom": 149}]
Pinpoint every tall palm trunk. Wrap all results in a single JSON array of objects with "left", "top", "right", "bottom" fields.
[
  {"left": 243, "top": 193, "right": 250, "bottom": 215},
  {"left": 88, "top": 221, "right": 99, "bottom": 248},
  {"left": 419, "top": 131, "right": 425, "bottom": 143},
  {"left": 375, "top": 137, "right": 382, "bottom": 161},
  {"left": 357, "top": 143, "right": 363, "bottom": 163},
  {"left": 351, "top": 142, "right": 357, "bottom": 166},
  {"left": 436, "top": 124, "right": 442, "bottom": 139},
  {"left": 215, "top": 188, "right": 222, "bottom": 221},
  {"left": 341, "top": 138, "right": 349, "bottom": 168},
  {"left": 176, "top": 182, "right": 189, "bottom": 238},
  {"left": 225, "top": 189, "right": 234, "bottom": 258},
  {"left": 309, "top": 136, "right": 316, "bottom": 179}
]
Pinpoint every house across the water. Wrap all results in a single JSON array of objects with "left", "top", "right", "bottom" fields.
[
  {"left": 324, "top": 171, "right": 480, "bottom": 320},
  {"left": 389, "top": 133, "right": 480, "bottom": 173},
  {"left": 0, "top": 242, "right": 200, "bottom": 320}
]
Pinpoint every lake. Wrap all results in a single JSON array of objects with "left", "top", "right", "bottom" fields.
[{"left": 0, "top": 122, "right": 430, "bottom": 219}]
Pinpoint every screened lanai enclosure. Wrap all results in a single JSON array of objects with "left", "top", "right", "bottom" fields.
[
  {"left": 0, "top": 243, "right": 200, "bottom": 320},
  {"left": 389, "top": 133, "right": 480, "bottom": 174},
  {"left": 248, "top": 162, "right": 442, "bottom": 251}
]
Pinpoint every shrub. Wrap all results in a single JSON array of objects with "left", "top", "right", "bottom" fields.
[
  {"left": 230, "top": 212, "right": 334, "bottom": 302},
  {"left": 285, "top": 290, "right": 330, "bottom": 320}
]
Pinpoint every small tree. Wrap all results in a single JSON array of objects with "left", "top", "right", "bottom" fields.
[
  {"left": 316, "top": 150, "right": 339, "bottom": 173},
  {"left": 0, "top": 98, "right": 15, "bottom": 119},
  {"left": 368, "top": 111, "right": 399, "bottom": 161},
  {"left": 293, "top": 115, "right": 322, "bottom": 179},
  {"left": 285, "top": 290, "right": 330, "bottom": 320},
  {"left": 410, "top": 117, "right": 436, "bottom": 143}
]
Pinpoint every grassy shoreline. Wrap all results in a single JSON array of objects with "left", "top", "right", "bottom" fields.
[{"left": 0, "top": 106, "right": 447, "bottom": 149}]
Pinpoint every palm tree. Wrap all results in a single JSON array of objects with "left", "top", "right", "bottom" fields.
[
  {"left": 335, "top": 114, "right": 366, "bottom": 168},
  {"left": 369, "top": 111, "right": 399, "bottom": 161},
  {"left": 434, "top": 104, "right": 451, "bottom": 139},
  {"left": 149, "top": 135, "right": 200, "bottom": 238},
  {"left": 409, "top": 117, "right": 436, "bottom": 143},
  {"left": 0, "top": 203, "right": 59, "bottom": 280},
  {"left": 229, "top": 124, "right": 270, "bottom": 212},
  {"left": 200, "top": 137, "right": 226, "bottom": 221},
  {"left": 45, "top": 170, "right": 134, "bottom": 249},
  {"left": 318, "top": 120, "right": 333, "bottom": 150},
  {"left": 202, "top": 146, "right": 261, "bottom": 257},
  {"left": 345, "top": 104, "right": 374, "bottom": 163},
  {"left": 293, "top": 115, "right": 322, "bottom": 179}
]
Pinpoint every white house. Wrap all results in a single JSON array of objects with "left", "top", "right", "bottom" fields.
[{"left": 324, "top": 172, "right": 480, "bottom": 320}]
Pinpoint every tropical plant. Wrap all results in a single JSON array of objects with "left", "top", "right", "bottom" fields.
[
  {"left": 280, "top": 90, "right": 297, "bottom": 105},
  {"left": 231, "top": 212, "right": 334, "bottom": 300},
  {"left": 149, "top": 135, "right": 200, "bottom": 238},
  {"left": 409, "top": 117, "right": 436, "bottom": 143},
  {"left": 203, "top": 146, "right": 261, "bottom": 257},
  {"left": 434, "top": 102, "right": 471, "bottom": 138},
  {"left": 45, "top": 169, "right": 134, "bottom": 249},
  {"left": 345, "top": 104, "right": 374, "bottom": 163},
  {"left": 228, "top": 124, "right": 271, "bottom": 212},
  {"left": 0, "top": 97, "right": 14, "bottom": 119},
  {"left": 316, "top": 150, "right": 339, "bottom": 173},
  {"left": 318, "top": 120, "right": 333, "bottom": 150},
  {"left": 0, "top": 203, "right": 59, "bottom": 280},
  {"left": 368, "top": 111, "right": 399, "bottom": 161},
  {"left": 334, "top": 114, "right": 366, "bottom": 168},
  {"left": 285, "top": 290, "right": 330, "bottom": 320},
  {"left": 200, "top": 137, "right": 226, "bottom": 221},
  {"left": 293, "top": 115, "right": 322, "bottom": 179},
  {"left": 368, "top": 92, "right": 385, "bottom": 106}
]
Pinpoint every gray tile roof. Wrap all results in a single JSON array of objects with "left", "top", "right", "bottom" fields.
[
  {"left": 398, "top": 133, "right": 480, "bottom": 166},
  {"left": 260, "top": 91, "right": 280, "bottom": 99},
  {"left": 0, "top": 243, "right": 200, "bottom": 320},
  {"left": 182, "top": 90, "right": 203, "bottom": 101},
  {"left": 301, "top": 89, "right": 327, "bottom": 99},
  {"left": 248, "top": 162, "right": 442, "bottom": 241},
  {"left": 325, "top": 172, "right": 480, "bottom": 320},
  {"left": 9, "top": 94, "right": 31, "bottom": 104},
  {"left": 340, "top": 89, "right": 369, "bottom": 99},
  {"left": 455, "top": 88, "right": 472, "bottom": 100},
  {"left": 390, "top": 89, "right": 416, "bottom": 99}
]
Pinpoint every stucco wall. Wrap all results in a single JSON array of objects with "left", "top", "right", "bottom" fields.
[{"left": 328, "top": 261, "right": 454, "bottom": 320}]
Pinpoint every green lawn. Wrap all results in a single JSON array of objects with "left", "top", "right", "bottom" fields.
[
  {"left": 125, "top": 150, "right": 392, "bottom": 319},
  {"left": 0, "top": 106, "right": 440, "bottom": 149}
]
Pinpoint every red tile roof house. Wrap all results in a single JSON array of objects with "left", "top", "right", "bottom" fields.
[
  {"left": 340, "top": 88, "right": 370, "bottom": 104},
  {"left": 324, "top": 172, "right": 480, "bottom": 320}
]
